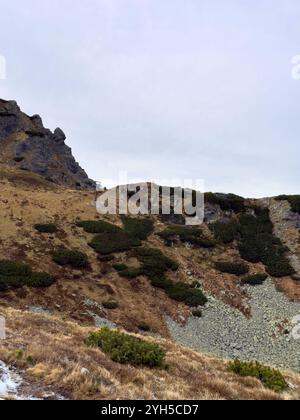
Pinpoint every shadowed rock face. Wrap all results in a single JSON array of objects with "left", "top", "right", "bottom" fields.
[{"left": 0, "top": 99, "right": 95, "bottom": 189}]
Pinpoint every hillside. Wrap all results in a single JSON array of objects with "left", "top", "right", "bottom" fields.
[{"left": 0, "top": 165, "right": 300, "bottom": 399}]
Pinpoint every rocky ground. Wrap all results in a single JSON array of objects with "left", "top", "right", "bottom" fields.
[{"left": 167, "top": 279, "right": 300, "bottom": 372}]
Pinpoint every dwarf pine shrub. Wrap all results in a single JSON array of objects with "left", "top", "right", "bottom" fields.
[
  {"left": 215, "top": 261, "right": 249, "bottom": 276},
  {"left": 205, "top": 193, "right": 245, "bottom": 213},
  {"left": 0, "top": 260, "right": 54, "bottom": 291},
  {"left": 89, "top": 231, "right": 134, "bottom": 255},
  {"left": 122, "top": 217, "right": 154, "bottom": 241},
  {"left": 34, "top": 223, "right": 57, "bottom": 234},
  {"left": 275, "top": 195, "right": 300, "bottom": 214},
  {"left": 52, "top": 249, "right": 89, "bottom": 269},
  {"left": 228, "top": 360, "right": 288, "bottom": 393},
  {"left": 158, "top": 226, "right": 216, "bottom": 248},
  {"left": 86, "top": 328, "right": 166, "bottom": 368},
  {"left": 241, "top": 273, "right": 268, "bottom": 286},
  {"left": 209, "top": 220, "right": 239, "bottom": 244},
  {"left": 77, "top": 220, "right": 121, "bottom": 234}
]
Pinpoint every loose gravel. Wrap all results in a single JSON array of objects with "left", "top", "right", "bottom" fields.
[{"left": 166, "top": 279, "right": 300, "bottom": 372}]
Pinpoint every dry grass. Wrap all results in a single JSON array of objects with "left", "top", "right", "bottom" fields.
[{"left": 0, "top": 307, "right": 299, "bottom": 400}]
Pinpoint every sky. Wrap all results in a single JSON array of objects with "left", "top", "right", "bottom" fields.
[{"left": 0, "top": 0, "right": 300, "bottom": 197}]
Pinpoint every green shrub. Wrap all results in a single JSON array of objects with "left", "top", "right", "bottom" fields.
[
  {"left": 89, "top": 232, "right": 134, "bottom": 255},
  {"left": 113, "top": 264, "right": 128, "bottom": 272},
  {"left": 166, "top": 283, "right": 208, "bottom": 307},
  {"left": 158, "top": 226, "right": 216, "bottom": 248},
  {"left": 215, "top": 261, "right": 249, "bottom": 276},
  {"left": 0, "top": 260, "right": 53, "bottom": 291},
  {"left": 34, "top": 223, "right": 57, "bottom": 234},
  {"left": 138, "top": 323, "right": 151, "bottom": 332},
  {"left": 52, "top": 249, "right": 89, "bottom": 269},
  {"left": 98, "top": 255, "right": 115, "bottom": 262},
  {"left": 103, "top": 301, "right": 119, "bottom": 310},
  {"left": 209, "top": 220, "right": 239, "bottom": 244},
  {"left": 241, "top": 273, "right": 268, "bottom": 286},
  {"left": 238, "top": 208, "right": 294, "bottom": 277},
  {"left": 192, "top": 309, "right": 202, "bottom": 318},
  {"left": 86, "top": 327, "right": 166, "bottom": 368},
  {"left": 122, "top": 217, "right": 154, "bottom": 241},
  {"left": 26, "top": 272, "right": 55, "bottom": 288},
  {"left": 205, "top": 193, "right": 245, "bottom": 213},
  {"left": 0, "top": 260, "right": 32, "bottom": 277},
  {"left": 77, "top": 220, "right": 121, "bottom": 234},
  {"left": 228, "top": 360, "right": 288, "bottom": 393},
  {"left": 119, "top": 268, "right": 143, "bottom": 279},
  {"left": 275, "top": 195, "right": 300, "bottom": 214}
]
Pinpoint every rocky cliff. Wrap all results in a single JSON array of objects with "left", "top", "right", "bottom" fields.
[{"left": 0, "top": 99, "right": 95, "bottom": 189}]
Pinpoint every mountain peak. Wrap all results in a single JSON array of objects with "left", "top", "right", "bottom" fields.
[{"left": 0, "top": 99, "right": 95, "bottom": 190}]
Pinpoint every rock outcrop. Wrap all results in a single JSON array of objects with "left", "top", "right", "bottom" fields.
[{"left": 0, "top": 99, "right": 95, "bottom": 189}]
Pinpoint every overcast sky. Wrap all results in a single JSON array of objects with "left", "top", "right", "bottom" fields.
[{"left": 0, "top": 0, "right": 300, "bottom": 197}]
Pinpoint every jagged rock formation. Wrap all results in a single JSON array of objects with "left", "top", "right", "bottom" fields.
[{"left": 0, "top": 99, "right": 95, "bottom": 189}]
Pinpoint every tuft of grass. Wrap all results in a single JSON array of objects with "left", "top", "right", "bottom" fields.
[
  {"left": 241, "top": 273, "right": 268, "bottom": 286},
  {"left": 77, "top": 220, "right": 121, "bottom": 234},
  {"left": 86, "top": 327, "right": 166, "bottom": 368},
  {"left": 215, "top": 261, "right": 249, "bottom": 276},
  {"left": 52, "top": 249, "right": 89, "bottom": 269},
  {"left": 122, "top": 217, "right": 154, "bottom": 241},
  {"left": 34, "top": 223, "right": 57, "bottom": 234},
  {"left": 229, "top": 360, "right": 288, "bottom": 393}
]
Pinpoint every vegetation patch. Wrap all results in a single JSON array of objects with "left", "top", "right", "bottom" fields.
[
  {"left": 86, "top": 327, "right": 166, "bottom": 368},
  {"left": 158, "top": 225, "right": 216, "bottom": 248},
  {"left": 275, "top": 195, "right": 300, "bottom": 214},
  {"left": 77, "top": 220, "right": 121, "bottom": 234},
  {"left": 119, "top": 268, "right": 144, "bottom": 279},
  {"left": 209, "top": 220, "right": 239, "bottom": 244},
  {"left": 238, "top": 207, "right": 294, "bottom": 278},
  {"left": 0, "top": 260, "right": 54, "bottom": 291},
  {"left": 122, "top": 217, "right": 154, "bottom": 241},
  {"left": 228, "top": 360, "right": 288, "bottom": 393},
  {"left": 102, "top": 301, "right": 119, "bottom": 310},
  {"left": 133, "top": 247, "right": 207, "bottom": 307},
  {"left": 192, "top": 309, "right": 202, "bottom": 318},
  {"left": 34, "top": 223, "right": 57, "bottom": 234},
  {"left": 215, "top": 261, "right": 249, "bottom": 276},
  {"left": 241, "top": 273, "right": 268, "bottom": 286},
  {"left": 89, "top": 231, "right": 135, "bottom": 255},
  {"left": 52, "top": 249, "right": 89, "bottom": 269},
  {"left": 205, "top": 193, "right": 245, "bottom": 213},
  {"left": 113, "top": 264, "right": 128, "bottom": 272}
]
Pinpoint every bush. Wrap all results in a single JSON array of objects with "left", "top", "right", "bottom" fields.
[
  {"left": 138, "top": 323, "right": 151, "bottom": 332},
  {"left": 103, "top": 301, "right": 119, "bottom": 310},
  {"left": 275, "top": 195, "right": 300, "bottom": 214},
  {"left": 192, "top": 309, "right": 202, "bottom": 318},
  {"left": 119, "top": 268, "right": 143, "bottom": 279},
  {"left": 89, "top": 232, "right": 134, "bottom": 255},
  {"left": 52, "top": 249, "right": 89, "bottom": 269},
  {"left": 215, "top": 261, "right": 249, "bottom": 276},
  {"left": 77, "top": 220, "right": 121, "bottom": 234},
  {"left": 209, "top": 220, "right": 239, "bottom": 244},
  {"left": 205, "top": 193, "right": 245, "bottom": 213},
  {"left": 98, "top": 255, "right": 115, "bottom": 262},
  {"left": 238, "top": 208, "right": 295, "bottom": 278},
  {"left": 0, "top": 260, "right": 53, "bottom": 291},
  {"left": 241, "top": 273, "right": 268, "bottom": 286},
  {"left": 26, "top": 272, "right": 55, "bottom": 288},
  {"left": 166, "top": 283, "right": 208, "bottom": 307},
  {"left": 158, "top": 226, "right": 216, "bottom": 248},
  {"left": 113, "top": 264, "right": 128, "bottom": 272},
  {"left": 86, "top": 327, "right": 166, "bottom": 368},
  {"left": 228, "top": 360, "right": 288, "bottom": 393},
  {"left": 122, "top": 217, "right": 154, "bottom": 241},
  {"left": 34, "top": 223, "right": 57, "bottom": 234}
]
